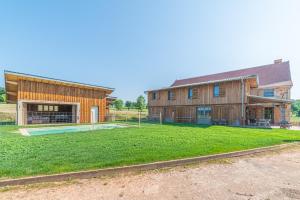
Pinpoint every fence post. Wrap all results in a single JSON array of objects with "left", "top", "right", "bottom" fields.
[
  {"left": 160, "top": 112, "right": 162, "bottom": 125},
  {"left": 125, "top": 111, "right": 128, "bottom": 122},
  {"left": 138, "top": 111, "right": 141, "bottom": 128}
]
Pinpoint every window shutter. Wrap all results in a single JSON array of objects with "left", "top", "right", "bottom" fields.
[{"left": 192, "top": 87, "right": 198, "bottom": 99}]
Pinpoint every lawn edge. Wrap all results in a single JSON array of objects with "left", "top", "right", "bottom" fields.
[{"left": 0, "top": 142, "right": 299, "bottom": 188}]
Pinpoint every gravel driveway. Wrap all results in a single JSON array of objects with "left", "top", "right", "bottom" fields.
[{"left": 1, "top": 145, "right": 300, "bottom": 200}]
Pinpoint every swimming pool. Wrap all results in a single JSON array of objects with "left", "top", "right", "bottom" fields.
[{"left": 19, "top": 124, "right": 129, "bottom": 136}]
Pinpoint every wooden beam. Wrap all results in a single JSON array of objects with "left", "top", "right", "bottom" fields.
[
  {"left": 7, "top": 92, "right": 17, "bottom": 96},
  {"left": 6, "top": 100, "right": 17, "bottom": 104},
  {"left": 6, "top": 80, "right": 18, "bottom": 86}
]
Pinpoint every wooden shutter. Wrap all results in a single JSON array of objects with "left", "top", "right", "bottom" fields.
[{"left": 192, "top": 87, "right": 199, "bottom": 99}]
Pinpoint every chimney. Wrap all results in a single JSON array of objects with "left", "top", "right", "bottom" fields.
[{"left": 274, "top": 59, "right": 282, "bottom": 64}]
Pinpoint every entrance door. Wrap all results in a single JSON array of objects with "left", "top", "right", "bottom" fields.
[
  {"left": 196, "top": 106, "right": 212, "bottom": 125},
  {"left": 264, "top": 107, "right": 274, "bottom": 123},
  {"left": 91, "top": 106, "right": 99, "bottom": 124}
]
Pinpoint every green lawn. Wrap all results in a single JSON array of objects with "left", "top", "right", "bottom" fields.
[{"left": 0, "top": 123, "right": 300, "bottom": 179}]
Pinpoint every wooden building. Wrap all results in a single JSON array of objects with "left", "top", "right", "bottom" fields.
[
  {"left": 4, "top": 71, "right": 114, "bottom": 125},
  {"left": 146, "top": 60, "right": 293, "bottom": 126}
]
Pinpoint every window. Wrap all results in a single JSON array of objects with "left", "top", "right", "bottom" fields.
[
  {"left": 43, "top": 105, "right": 49, "bottom": 111},
  {"left": 264, "top": 89, "right": 274, "bottom": 97},
  {"left": 214, "top": 84, "right": 220, "bottom": 97},
  {"left": 152, "top": 92, "right": 157, "bottom": 100},
  {"left": 188, "top": 88, "right": 193, "bottom": 99},
  {"left": 49, "top": 106, "right": 54, "bottom": 111},
  {"left": 168, "top": 90, "right": 175, "bottom": 100},
  {"left": 54, "top": 106, "right": 59, "bottom": 112},
  {"left": 38, "top": 105, "right": 43, "bottom": 111}
]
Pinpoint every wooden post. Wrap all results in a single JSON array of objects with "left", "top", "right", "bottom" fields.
[
  {"left": 160, "top": 112, "right": 162, "bottom": 125},
  {"left": 138, "top": 111, "right": 141, "bottom": 127}
]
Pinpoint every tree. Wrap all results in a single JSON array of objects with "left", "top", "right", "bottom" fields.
[
  {"left": 292, "top": 100, "right": 300, "bottom": 116},
  {"left": 0, "top": 87, "right": 5, "bottom": 103},
  {"left": 113, "top": 99, "right": 123, "bottom": 111},
  {"left": 125, "top": 101, "right": 132, "bottom": 110},
  {"left": 136, "top": 95, "right": 146, "bottom": 111}
]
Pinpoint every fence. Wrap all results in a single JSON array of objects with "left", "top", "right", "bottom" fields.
[
  {"left": 0, "top": 112, "right": 16, "bottom": 125},
  {"left": 0, "top": 104, "right": 16, "bottom": 125},
  {"left": 106, "top": 110, "right": 163, "bottom": 126}
]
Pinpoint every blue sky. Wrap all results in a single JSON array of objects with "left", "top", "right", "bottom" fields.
[{"left": 0, "top": 0, "right": 299, "bottom": 100}]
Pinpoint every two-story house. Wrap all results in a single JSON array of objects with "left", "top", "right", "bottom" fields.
[{"left": 146, "top": 59, "right": 293, "bottom": 126}]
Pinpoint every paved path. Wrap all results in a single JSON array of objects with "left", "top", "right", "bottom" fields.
[{"left": 1, "top": 145, "right": 300, "bottom": 200}]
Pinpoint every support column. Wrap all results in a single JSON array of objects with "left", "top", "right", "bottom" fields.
[{"left": 17, "top": 101, "right": 24, "bottom": 126}]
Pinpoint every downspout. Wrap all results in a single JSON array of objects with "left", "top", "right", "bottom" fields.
[{"left": 241, "top": 78, "right": 245, "bottom": 126}]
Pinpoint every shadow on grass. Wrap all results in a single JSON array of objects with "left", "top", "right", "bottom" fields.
[
  {"left": 117, "top": 120, "right": 212, "bottom": 128},
  {"left": 282, "top": 140, "right": 300, "bottom": 143}
]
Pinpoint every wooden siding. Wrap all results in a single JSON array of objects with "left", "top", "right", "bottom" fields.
[
  {"left": 250, "top": 86, "right": 291, "bottom": 99},
  {"left": 17, "top": 79, "right": 107, "bottom": 123},
  {"left": 148, "top": 80, "right": 245, "bottom": 107},
  {"left": 148, "top": 104, "right": 243, "bottom": 125}
]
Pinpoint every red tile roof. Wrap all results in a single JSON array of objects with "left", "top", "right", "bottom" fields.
[{"left": 171, "top": 61, "right": 292, "bottom": 87}]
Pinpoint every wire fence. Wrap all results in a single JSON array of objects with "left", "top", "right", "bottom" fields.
[{"left": 106, "top": 111, "right": 149, "bottom": 122}]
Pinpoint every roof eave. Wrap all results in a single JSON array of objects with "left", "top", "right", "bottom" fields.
[
  {"left": 4, "top": 70, "right": 115, "bottom": 92},
  {"left": 248, "top": 95, "right": 294, "bottom": 103},
  {"left": 145, "top": 75, "right": 258, "bottom": 93}
]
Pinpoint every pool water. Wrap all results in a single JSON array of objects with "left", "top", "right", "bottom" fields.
[{"left": 20, "top": 124, "right": 128, "bottom": 136}]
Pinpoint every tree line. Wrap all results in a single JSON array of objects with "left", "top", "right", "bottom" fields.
[
  {"left": 292, "top": 100, "right": 300, "bottom": 117},
  {"left": 113, "top": 95, "right": 146, "bottom": 111}
]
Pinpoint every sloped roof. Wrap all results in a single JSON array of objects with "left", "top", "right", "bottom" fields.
[
  {"left": 4, "top": 70, "right": 114, "bottom": 91},
  {"left": 171, "top": 61, "right": 292, "bottom": 87}
]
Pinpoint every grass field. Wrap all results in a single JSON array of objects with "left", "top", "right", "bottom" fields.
[{"left": 1, "top": 123, "right": 300, "bottom": 179}]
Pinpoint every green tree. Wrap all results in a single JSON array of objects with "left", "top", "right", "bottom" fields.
[
  {"left": 0, "top": 87, "right": 5, "bottom": 103},
  {"left": 113, "top": 99, "right": 124, "bottom": 111},
  {"left": 292, "top": 100, "right": 300, "bottom": 116},
  {"left": 136, "top": 95, "right": 146, "bottom": 111},
  {"left": 125, "top": 101, "right": 132, "bottom": 110}
]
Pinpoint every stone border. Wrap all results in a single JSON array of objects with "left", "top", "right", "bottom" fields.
[{"left": 0, "top": 142, "right": 298, "bottom": 188}]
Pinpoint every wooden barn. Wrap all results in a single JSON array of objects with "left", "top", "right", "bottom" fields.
[
  {"left": 4, "top": 70, "right": 114, "bottom": 125},
  {"left": 146, "top": 60, "right": 293, "bottom": 126}
]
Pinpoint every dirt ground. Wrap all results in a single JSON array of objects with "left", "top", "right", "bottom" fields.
[{"left": 1, "top": 145, "right": 300, "bottom": 200}]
